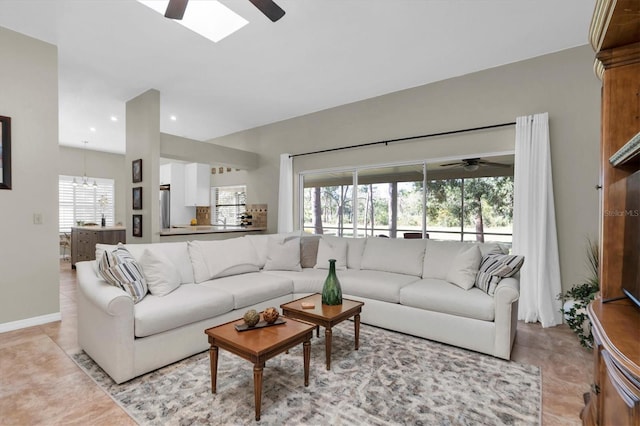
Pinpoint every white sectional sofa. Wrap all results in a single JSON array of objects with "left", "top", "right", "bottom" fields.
[{"left": 77, "top": 233, "right": 522, "bottom": 384}]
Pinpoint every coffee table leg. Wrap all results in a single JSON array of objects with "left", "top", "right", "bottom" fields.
[
  {"left": 303, "top": 339, "right": 310, "bottom": 386},
  {"left": 253, "top": 363, "right": 264, "bottom": 421},
  {"left": 325, "top": 327, "right": 332, "bottom": 370},
  {"left": 316, "top": 325, "right": 319, "bottom": 338},
  {"left": 209, "top": 345, "right": 218, "bottom": 393},
  {"left": 355, "top": 313, "right": 361, "bottom": 350}
]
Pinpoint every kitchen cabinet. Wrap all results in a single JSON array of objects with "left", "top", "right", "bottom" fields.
[
  {"left": 160, "top": 164, "right": 171, "bottom": 185},
  {"left": 184, "top": 163, "right": 210, "bottom": 206},
  {"left": 71, "top": 226, "right": 126, "bottom": 267}
]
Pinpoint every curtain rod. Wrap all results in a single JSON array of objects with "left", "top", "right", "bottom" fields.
[{"left": 289, "top": 121, "right": 516, "bottom": 158}]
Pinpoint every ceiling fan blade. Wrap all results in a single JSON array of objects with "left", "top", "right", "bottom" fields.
[
  {"left": 249, "top": 0, "right": 286, "bottom": 22},
  {"left": 439, "top": 162, "right": 463, "bottom": 167},
  {"left": 478, "top": 160, "right": 511, "bottom": 168},
  {"left": 165, "top": 0, "right": 189, "bottom": 20}
]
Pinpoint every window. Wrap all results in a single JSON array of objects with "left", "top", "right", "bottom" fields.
[
  {"left": 59, "top": 175, "right": 115, "bottom": 232},
  {"left": 300, "top": 155, "right": 514, "bottom": 244},
  {"left": 427, "top": 176, "right": 513, "bottom": 243},
  {"left": 213, "top": 185, "right": 246, "bottom": 226}
]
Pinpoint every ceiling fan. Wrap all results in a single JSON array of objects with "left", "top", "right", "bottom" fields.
[
  {"left": 165, "top": 0, "right": 285, "bottom": 22},
  {"left": 439, "top": 158, "right": 511, "bottom": 172}
]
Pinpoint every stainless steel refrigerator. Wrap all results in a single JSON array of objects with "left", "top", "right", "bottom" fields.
[{"left": 160, "top": 185, "right": 170, "bottom": 229}]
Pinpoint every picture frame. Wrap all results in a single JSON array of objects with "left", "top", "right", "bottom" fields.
[
  {"left": 0, "top": 115, "right": 12, "bottom": 190},
  {"left": 132, "top": 214, "right": 143, "bottom": 237},
  {"left": 132, "top": 187, "right": 142, "bottom": 210},
  {"left": 132, "top": 159, "right": 142, "bottom": 183}
]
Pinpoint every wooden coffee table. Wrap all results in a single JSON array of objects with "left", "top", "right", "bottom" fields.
[
  {"left": 280, "top": 293, "right": 364, "bottom": 370},
  {"left": 204, "top": 315, "right": 315, "bottom": 421}
]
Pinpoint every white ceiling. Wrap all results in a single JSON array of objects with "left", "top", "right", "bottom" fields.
[{"left": 0, "top": 0, "right": 595, "bottom": 154}]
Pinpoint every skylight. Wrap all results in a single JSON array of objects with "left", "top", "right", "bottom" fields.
[{"left": 137, "top": 0, "right": 249, "bottom": 43}]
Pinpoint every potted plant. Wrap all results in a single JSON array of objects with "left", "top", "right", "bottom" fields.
[{"left": 557, "top": 238, "right": 599, "bottom": 349}]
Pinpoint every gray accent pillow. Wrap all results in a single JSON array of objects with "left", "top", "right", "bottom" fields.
[{"left": 300, "top": 235, "right": 321, "bottom": 268}]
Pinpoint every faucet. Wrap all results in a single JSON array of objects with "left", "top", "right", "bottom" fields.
[{"left": 216, "top": 217, "right": 227, "bottom": 227}]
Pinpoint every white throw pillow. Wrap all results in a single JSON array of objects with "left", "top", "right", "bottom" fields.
[
  {"left": 244, "top": 234, "right": 270, "bottom": 268},
  {"left": 346, "top": 238, "right": 367, "bottom": 270},
  {"left": 98, "top": 244, "right": 148, "bottom": 303},
  {"left": 360, "top": 237, "right": 426, "bottom": 277},
  {"left": 445, "top": 244, "right": 482, "bottom": 290},
  {"left": 315, "top": 237, "right": 348, "bottom": 270},
  {"left": 263, "top": 235, "right": 302, "bottom": 271},
  {"left": 187, "top": 239, "right": 260, "bottom": 283},
  {"left": 139, "top": 249, "right": 181, "bottom": 296}
]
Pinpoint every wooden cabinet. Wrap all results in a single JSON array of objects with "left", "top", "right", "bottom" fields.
[
  {"left": 71, "top": 226, "right": 126, "bottom": 267},
  {"left": 583, "top": 2, "right": 640, "bottom": 425},
  {"left": 584, "top": 300, "right": 640, "bottom": 426}
]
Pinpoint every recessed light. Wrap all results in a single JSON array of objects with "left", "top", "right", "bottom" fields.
[
  {"left": 110, "top": 116, "right": 118, "bottom": 122},
  {"left": 170, "top": 115, "right": 177, "bottom": 121},
  {"left": 90, "top": 127, "right": 96, "bottom": 132}
]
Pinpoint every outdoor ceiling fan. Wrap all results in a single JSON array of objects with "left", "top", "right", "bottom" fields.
[
  {"left": 439, "top": 158, "right": 511, "bottom": 172},
  {"left": 165, "top": 0, "right": 285, "bottom": 22}
]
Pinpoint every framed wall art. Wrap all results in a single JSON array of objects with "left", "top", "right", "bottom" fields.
[
  {"left": 132, "top": 187, "right": 142, "bottom": 210},
  {"left": 132, "top": 159, "right": 142, "bottom": 183},
  {"left": 0, "top": 115, "right": 12, "bottom": 190},
  {"left": 132, "top": 214, "right": 143, "bottom": 237}
]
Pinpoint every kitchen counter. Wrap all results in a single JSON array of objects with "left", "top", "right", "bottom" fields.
[{"left": 159, "top": 225, "right": 266, "bottom": 236}]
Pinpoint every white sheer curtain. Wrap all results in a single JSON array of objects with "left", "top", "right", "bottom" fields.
[
  {"left": 513, "top": 112, "right": 563, "bottom": 327},
  {"left": 277, "top": 153, "right": 294, "bottom": 233}
]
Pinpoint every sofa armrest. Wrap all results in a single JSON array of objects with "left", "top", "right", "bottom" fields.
[
  {"left": 76, "top": 261, "right": 136, "bottom": 383},
  {"left": 493, "top": 277, "right": 519, "bottom": 305},
  {"left": 76, "top": 261, "right": 133, "bottom": 316},
  {"left": 493, "top": 276, "right": 520, "bottom": 359}
]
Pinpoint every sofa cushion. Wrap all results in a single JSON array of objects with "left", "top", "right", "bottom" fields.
[
  {"left": 139, "top": 249, "right": 181, "bottom": 296},
  {"left": 346, "top": 238, "right": 367, "bottom": 270},
  {"left": 262, "top": 268, "right": 327, "bottom": 294},
  {"left": 98, "top": 242, "right": 195, "bottom": 284},
  {"left": 246, "top": 232, "right": 302, "bottom": 268},
  {"left": 188, "top": 239, "right": 260, "bottom": 283},
  {"left": 134, "top": 284, "right": 234, "bottom": 337},
  {"left": 423, "top": 241, "right": 504, "bottom": 280},
  {"left": 445, "top": 244, "right": 482, "bottom": 290},
  {"left": 98, "top": 245, "right": 148, "bottom": 303},
  {"left": 315, "top": 237, "right": 348, "bottom": 270},
  {"left": 263, "top": 235, "right": 302, "bottom": 271},
  {"left": 400, "top": 279, "right": 495, "bottom": 321},
  {"left": 199, "top": 272, "right": 293, "bottom": 309},
  {"left": 300, "top": 235, "right": 321, "bottom": 268},
  {"left": 360, "top": 237, "right": 425, "bottom": 277},
  {"left": 338, "top": 269, "right": 421, "bottom": 303},
  {"left": 475, "top": 254, "right": 525, "bottom": 295}
]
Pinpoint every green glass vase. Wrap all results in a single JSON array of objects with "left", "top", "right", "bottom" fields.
[{"left": 322, "top": 259, "right": 342, "bottom": 305}]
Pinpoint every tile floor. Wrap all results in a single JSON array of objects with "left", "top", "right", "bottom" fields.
[{"left": 0, "top": 261, "right": 592, "bottom": 425}]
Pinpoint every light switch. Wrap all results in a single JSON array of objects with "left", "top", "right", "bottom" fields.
[{"left": 33, "top": 213, "right": 43, "bottom": 225}]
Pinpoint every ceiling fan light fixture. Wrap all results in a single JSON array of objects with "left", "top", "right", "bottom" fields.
[{"left": 464, "top": 164, "right": 480, "bottom": 172}]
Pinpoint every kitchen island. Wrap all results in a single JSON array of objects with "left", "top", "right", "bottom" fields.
[{"left": 159, "top": 225, "right": 266, "bottom": 242}]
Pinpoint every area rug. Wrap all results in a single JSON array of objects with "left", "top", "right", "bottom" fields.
[{"left": 72, "top": 322, "right": 540, "bottom": 425}]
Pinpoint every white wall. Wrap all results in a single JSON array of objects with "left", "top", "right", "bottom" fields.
[
  {"left": 125, "top": 89, "right": 161, "bottom": 243},
  {"left": 0, "top": 27, "right": 60, "bottom": 326},
  {"left": 58, "top": 146, "right": 127, "bottom": 226},
  {"left": 206, "top": 45, "right": 602, "bottom": 292}
]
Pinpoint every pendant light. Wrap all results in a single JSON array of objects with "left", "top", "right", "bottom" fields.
[{"left": 75, "top": 141, "right": 98, "bottom": 189}]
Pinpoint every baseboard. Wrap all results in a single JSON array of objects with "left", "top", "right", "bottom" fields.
[{"left": 0, "top": 312, "right": 62, "bottom": 333}]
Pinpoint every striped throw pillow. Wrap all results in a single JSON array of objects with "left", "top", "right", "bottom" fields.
[
  {"left": 475, "top": 254, "right": 524, "bottom": 295},
  {"left": 98, "top": 244, "right": 148, "bottom": 303}
]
